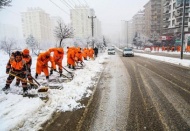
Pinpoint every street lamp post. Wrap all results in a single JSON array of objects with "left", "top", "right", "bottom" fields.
[
  {"left": 121, "top": 20, "right": 129, "bottom": 47},
  {"left": 126, "top": 21, "right": 129, "bottom": 48},
  {"left": 181, "top": 0, "right": 186, "bottom": 59}
]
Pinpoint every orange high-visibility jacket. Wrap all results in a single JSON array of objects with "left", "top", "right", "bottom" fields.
[
  {"left": 67, "top": 48, "right": 75, "bottom": 66},
  {"left": 89, "top": 48, "right": 94, "bottom": 58},
  {"left": 49, "top": 47, "right": 64, "bottom": 63}
]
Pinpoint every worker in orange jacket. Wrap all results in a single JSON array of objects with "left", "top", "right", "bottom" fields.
[
  {"left": 82, "top": 48, "right": 87, "bottom": 60},
  {"left": 67, "top": 47, "right": 76, "bottom": 69},
  {"left": 75, "top": 47, "right": 83, "bottom": 66},
  {"left": 3, "top": 51, "right": 28, "bottom": 95},
  {"left": 35, "top": 51, "right": 52, "bottom": 80},
  {"left": 89, "top": 48, "right": 94, "bottom": 60},
  {"left": 49, "top": 47, "right": 64, "bottom": 76},
  {"left": 15, "top": 49, "right": 35, "bottom": 88}
]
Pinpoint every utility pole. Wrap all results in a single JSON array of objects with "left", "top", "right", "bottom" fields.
[
  {"left": 126, "top": 21, "right": 129, "bottom": 48},
  {"left": 180, "top": 0, "right": 186, "bottom": 59},
  {"left": 88, "top": 16, "right": 96, "bottom": 48},
  {"left": 121, "top": 20, "right": 129, "bottom": 47}
]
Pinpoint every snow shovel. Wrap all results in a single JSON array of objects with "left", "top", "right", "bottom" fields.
[
  {"left": 61, "top": 65, "right": 74, "bottom": 76},
  {"left": 9, "top": 72, "right": 49, "bottom": 93},
  {"left": 9, "top": 72, "right": 38, "bottom": 87},
  {"left": 30, "top": 75, "right": 49, "bottom": 92},
  {"left": 47, "top": 65, "right": 73, "bottom": 80}
]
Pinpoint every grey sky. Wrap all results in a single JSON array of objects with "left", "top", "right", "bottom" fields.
[{"left": 0, "top": 0, "right": 149, "bottom": 39}]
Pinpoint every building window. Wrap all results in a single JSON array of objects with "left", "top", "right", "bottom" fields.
[{"left": 172, "top": 20, "right": 175, "bottom": 26}]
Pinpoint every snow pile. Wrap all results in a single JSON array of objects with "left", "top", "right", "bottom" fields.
[{"left": 0, "top": 50, "right": 106, "bottom": 131}]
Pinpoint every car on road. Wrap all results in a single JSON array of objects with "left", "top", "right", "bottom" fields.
[
  {"left": 123, "top": 48, "right": 134, "bottom": 57},
  {"left": 107, "top": 47, "right": 115, "bottom": 55}
]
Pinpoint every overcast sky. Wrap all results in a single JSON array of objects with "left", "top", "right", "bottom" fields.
[{"left": 0, "top": 0, "right": 149, "bottom": 40}]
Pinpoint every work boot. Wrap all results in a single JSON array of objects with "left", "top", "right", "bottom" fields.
[
  {"left": 35, "top": 73, "right": 38, "bottom": 79},
  {"left": 46, "top": 76, "right": 49, "bottom": 82},
  {"left": 15, "top": 82, "right": 20, "bottom": 86},
  {"left": 2, "top": 85, "right": 10, "bottom": 91},
  {"left": 30, "top": 84, "right": 36, "bottom": 89},
  {"left": 59, "top": 70, "right": 63, "bottom": 77},
  {"left": 23, "top": 88, "right": 28, "bottom": 97},
  {"left": 50, "top": 70, "right": 53, "bottom": 75}
]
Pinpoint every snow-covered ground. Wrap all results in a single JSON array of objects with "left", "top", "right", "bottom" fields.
[
  {"left": 0, "top": 50, "right": 107, "bottom": 131},
  {"left": 0, "top": 48, "right": 190, "bottom": 131}
]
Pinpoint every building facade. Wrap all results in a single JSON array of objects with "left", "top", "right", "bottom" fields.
[
  {"left": 150, "top": 0, "right": 163, "bottom": 41},
  {"left": 144, "top": 1, "right": 152, "bottom": 38},
  {"left": 163, "top": 0, "right": 190, "bottom": 35},
  {"left": 70, "top": 6, "right": 101, "bottom": 39},
  {"left": 21, "top": 8, "right": 52, "bottom": 47}
]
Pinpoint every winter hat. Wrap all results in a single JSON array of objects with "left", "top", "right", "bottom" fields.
[
  {"left": 14, "top": 51, "right": 22, "bottom": 57},
  {"left": 23, "top": 49, "right": 29, "bottom": 55}
]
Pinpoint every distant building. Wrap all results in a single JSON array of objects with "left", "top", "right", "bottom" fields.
[
  {"left": 70, "top": 6, "right": 101, "bottom": 39},
  {"left": 143, "top": 1, "right": 151, "bottom": 38},
  {"left": 151, "top": 0, "right": 163, "bottom": 38},
  {"left": 21, "top": 8, "right": 52, "bottom": 47},
  {"left": 132, "top": 10, "right": 145, "bottom": 38}
]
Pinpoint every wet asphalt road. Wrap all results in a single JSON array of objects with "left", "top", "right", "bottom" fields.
[{"left": 42, "top": 52, "right": 190, "bottom": 131}]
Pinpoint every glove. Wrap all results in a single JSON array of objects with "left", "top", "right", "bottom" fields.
[
  {"left": 6, "top": 69, "right": 10, "bottom": 74},
  {"left": 25, "top": 71, "right": 30, "bottom": 75},
  {"left": 20, "top": 73, "right": 26, "bottom": 78}
]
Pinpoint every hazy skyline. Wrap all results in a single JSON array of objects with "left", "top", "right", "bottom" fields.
[{"left": 0, "top": 0, "right": 149, "bottom": 40}]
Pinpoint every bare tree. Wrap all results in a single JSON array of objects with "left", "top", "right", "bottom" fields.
[
  {"left": 54, "top": 20, "right": 73, "bottom": 47},
  {"left": 0, "top": 0, "right": 12, "bottom": 9},
  {"left": 1, "top": 37, "right": 16, "bottom": 56}
]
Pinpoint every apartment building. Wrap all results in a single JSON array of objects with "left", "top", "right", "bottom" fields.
[
  {"left": 163, "top": 0, "right": 190, "bottom": 35},
  {"left": 132, "top": 10, "right": 145, "bottom": 40},
  {"left": 70, "top": 6, "right": 101, "bottom": 39},
  {"left": 21, "top": 8, "right": 52, "bottom": 46},
  {"left": 150, "top": 0, "right": 163, "bottom": 40},
  {"left": 144, "top": 1, "right": 152, "bottom": 38}
]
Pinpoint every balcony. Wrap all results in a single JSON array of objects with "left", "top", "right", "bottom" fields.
[
  {"left": 164, "top": 7, "right": 170, "bottom": 14},
  {"left": 163, "top": 17, "right": 169, "bottom": 21},
  {"left": 176, "top": 3, "right": 183, "bottom": 8},
  {"left": 175, "top": 22, "right": 182, "bottom": 26},
  {"left": 175, "top": 10, "right": 182, "bottom": 17},
  {"left": 164, "top": 1, "right": 170, "bottom": 6},
  {"left": 163, "top": 23, "right": 170, "bottom": 28}
]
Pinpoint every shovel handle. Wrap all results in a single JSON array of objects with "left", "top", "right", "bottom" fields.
[{"left": 9, "top": 72, "right": 38, "bottom": 87}]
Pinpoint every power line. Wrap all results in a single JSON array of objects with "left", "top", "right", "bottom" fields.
[
  {"left": 78, "top": 0, "right": 83, "bottom": 5},
  {"left": 82, "top": 0, "right": 89, "bottom": 6},
  {"left": 66, "top": 0, "right": 75, "bottom": 7},
  {"left": 68, "top": 0, "right": 76, "bottom": 6},
  {"left": 60, "top": 0, "right": 74, "bottom": 9},
  {"left": 60, "top": 0, "right": 82, "bottom": 20},
  {"left": 49, "top": 0, "right": 70, "bottom": 15}
]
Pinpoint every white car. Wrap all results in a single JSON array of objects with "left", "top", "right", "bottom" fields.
[
  {"left": 107, "top": 47, "right": 115, "bottom": 55},
  {"left": 123, "top": 48, "right": 134, "bottom": 57}
]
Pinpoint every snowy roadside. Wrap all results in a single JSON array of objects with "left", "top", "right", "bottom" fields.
[
  {"left": 116, "top": 47, "right": 190, "bottom": 68},
  {"left": 0, "top": 50, "right": 108, "bottom": 131}
]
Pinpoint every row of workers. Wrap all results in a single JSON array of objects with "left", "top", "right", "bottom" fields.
[{"left": 2, "top": 47, "right": 96, "bottom": 96}]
